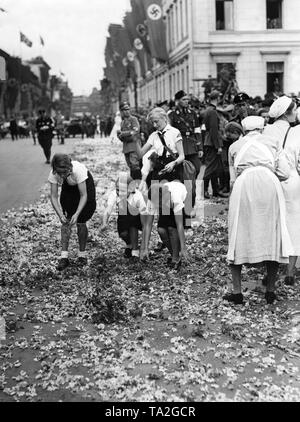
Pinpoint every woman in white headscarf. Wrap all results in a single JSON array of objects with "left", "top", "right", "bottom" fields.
[
  {"left": 226, "top": 116, "right": 292, "bottom": 305},
  {"left": 264, "top": 96, "right": 298, "bottom": 286}
]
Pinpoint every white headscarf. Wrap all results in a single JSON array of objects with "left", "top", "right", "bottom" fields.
[
  {"left": 268, "top": 96, "right": 292, "bottom": 119},
  {"left": 241, "top": 116, "right": 265, "bottom": 132}
]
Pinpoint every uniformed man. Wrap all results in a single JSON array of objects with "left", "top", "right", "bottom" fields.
[
  {"left": 117, "top": 102, "right": 141, "bottom": 176},
  {"left": 203, "top": 90, "right": 226, "bottom": 199},
  {"left": 169, "top": 90, "right": 203, "bottom": 179},
  {"left": 36, "top": 109, "right": 54, "bottom": 164},
  {"left": 230, "top": 92, "right": 257, "bottom": 125}
]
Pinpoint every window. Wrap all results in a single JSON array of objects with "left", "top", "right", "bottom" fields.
[
  {"left": 174, "top": 3, "right": 178, "bottom": 46},
  {"left": 179, "top": 0, "right": 184, "bottom": 40},
  {"left": 217, "top": 63, "right": 236, "bottom": 81},
  {"left": 267, "top": 61, "right": 284, "bottom": 94},
  {"left": 186, "top": 64, "right": 189, "bottom": 92},
  {"left": 217, "top": 63, "right": 236, "bottom": 94},
  {"left": 185, "top": 0, "right": 189, "bottom": 37},
  {"left": 171, "top": 7, "right": 175, "bottom": 49},
  {"left": 181, "top": 68, "right": 185, "bottom": 91},
  {"left": 267, "top": 0, "right": 282, "bottom": 29},
  {"left": 216, "top": 0, "right": 233, "bottom": 30},
  {"left": 167, "top": 12, "right": 171, "bottom": 51}
]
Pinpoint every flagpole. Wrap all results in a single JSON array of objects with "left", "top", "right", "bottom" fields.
[
  {"left": 19, "top": 29, "right": 23, "bottom": 61},
  {"left": 18, "top": 29, "right": 23, "bottom": 118}
]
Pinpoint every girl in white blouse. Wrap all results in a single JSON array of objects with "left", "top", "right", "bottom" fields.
[{"left": 48, "top": 154, "right": 96, "bottom": 271}]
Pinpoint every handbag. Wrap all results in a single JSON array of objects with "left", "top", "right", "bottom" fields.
[{"left": 157, "top": 132, "right": 196, "bottom": 183}]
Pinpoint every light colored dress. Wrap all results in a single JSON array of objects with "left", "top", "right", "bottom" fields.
[
  {"left": 265, "top": 121, "right": 300, "bottom": 255},
  {"left": 280, "top": 125, "right": 300, "bottom": 255},
  {"left": 110, "top": 113, "right": 122, "bottom": 142},
  {"left": 227, "top": 131, "right": 292, "bottom": 265}
]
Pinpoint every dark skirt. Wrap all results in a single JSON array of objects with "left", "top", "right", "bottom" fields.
[
  {"left": 60, "top": 171, "right": 96, "bottom": 223},
  {"left": 158, "top": 209, "right": 187, "bottom": 229},
  {"left": 117, "top": 214, "right": 142, "bottom": 236},
  {"left": 203, "top": 146, "right": 224, "bottom": 181}
]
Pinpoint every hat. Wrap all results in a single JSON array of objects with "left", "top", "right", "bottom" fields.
[
  {"left": 174, "top": 90, "right": 187, "bottom": 101},
  {"left": 234, "top": 92, "right": 250, "bottom": 104},
  {"left": 210, "top": 90, "right": 221, "bottom": 101},
  {"left": 268, "top": 96, "right": 293, "bottom": 119},
  {"left": 241, "top": 116, "right": 265, "bottom": 131},
  {"left": 225, "top": 121, "right": 244, "bottom": 135},
  {"left": 120, "top": 101, "right": 130, "bottom": 111}
]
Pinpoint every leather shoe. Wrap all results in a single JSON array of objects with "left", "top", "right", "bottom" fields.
[
  {"left": 124, "top": 248, "right": 132, "bottom": 258},
  {"left": 218, "top": 191, "right": 230, "bottom": 198},
  {"left": 223, "top": 292, "right": 244, "bottom": 305},
  {"left": 169, "top": 260, "right": 181, "bottom": 271},
  {"left": 262, "top": 275, "right": 268, "bottom": 286},
  {"left": 265, "top": 291, "right": 277, "bottom": 304},
  {"left": 57, "top": 258, "right": 70, "bottom": 271},
  {"left": 284, "top": 276, "right": 295, "bottom": 286}
]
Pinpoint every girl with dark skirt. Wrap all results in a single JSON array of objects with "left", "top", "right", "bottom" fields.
[
  {"left": 140, "top": 180, "right": 190, "bottom": 268},
  {"left": 101, "top": 170, "right": 148, "bottom": 260},
  {"left": 48, "top": 154, "right": 96, "bottom": 271}
]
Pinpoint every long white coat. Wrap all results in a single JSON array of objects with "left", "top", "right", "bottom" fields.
[
  {"left": 264, "top": 121, "right": 300, "bottom": 255},
  {"left": 227, "top": 131, "right": 292, "bottom": 265}
]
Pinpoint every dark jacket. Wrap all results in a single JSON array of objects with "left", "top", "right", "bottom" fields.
[
  {"left": 119, "top": 115, "right": 140, "bottom": 154},
  {"left": 203, "top": 105, "right": 223, "bottom": 149},
  {"left": 36, "top": 116, "right": 54, "bottom": 139},
  {"left": 169, "top": 106, "right": 202, "bottom": 156}
]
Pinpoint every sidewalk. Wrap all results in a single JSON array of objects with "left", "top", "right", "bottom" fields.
[{"left": 0, "top": 138, "right": 300, "bottom": 402}]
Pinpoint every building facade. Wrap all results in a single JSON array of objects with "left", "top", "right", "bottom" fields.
[{"left": 137, "top": 0, "right": 300, "bottom": 105}]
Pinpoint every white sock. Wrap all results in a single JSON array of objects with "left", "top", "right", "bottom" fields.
[
  {"left": 132, "top": 250, "right": 139, "bottom": 258},
  {"left": 61, "top": 251, "right": 68, "bottom": 259},
  {"left": 78, "top": 251, "right": 87, "bottom": 258}
]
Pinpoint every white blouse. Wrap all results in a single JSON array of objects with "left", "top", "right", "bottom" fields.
[{"left": 48, "top": 161, "right": 88, "bottom": 186}]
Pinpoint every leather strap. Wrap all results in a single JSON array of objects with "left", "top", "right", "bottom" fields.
[
  {"left": 157, "top": 131, "right": 178, "bottom": 160},
  {"left": 283, "top": 126, "right": 291, "bottom": 149}
]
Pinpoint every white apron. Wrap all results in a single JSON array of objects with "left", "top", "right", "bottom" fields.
[{"left": 227, "top": 138, "right": 293, "bottom": 263}]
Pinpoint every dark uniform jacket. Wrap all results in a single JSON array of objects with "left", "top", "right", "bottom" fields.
[
  {"left": 119, "top": 115, "right": 140, "bottom": 154},
  {"left": 229, "top": 106, "right": 257, "bottom": 125},
  {"left": 169, "top": 107, "right": 202, "bottom": 156},
  {"left": 203, "top": 105, "right": 223, "bottom": 150},
  {"left": 36, "top": 117, "right": 54, "bottom": 140}
]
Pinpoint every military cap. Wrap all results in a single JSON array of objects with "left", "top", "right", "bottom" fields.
[
  {"left": 174, "top": 90, "right": 187, "bottom": 101},
  {"left": 234, "top": 92, "right": 250, "bottom": 104},
  {"left": 119, "top": 101, "right": 130, "bottom": 111}
]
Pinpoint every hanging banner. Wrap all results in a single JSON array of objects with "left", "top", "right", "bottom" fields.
[
  {"left": 141, "top": 0, "right": 168, "bottom": 62},
  {"left": 0, "top": 57, "right": 6, "bottom": 80}
]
